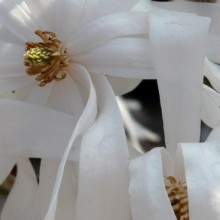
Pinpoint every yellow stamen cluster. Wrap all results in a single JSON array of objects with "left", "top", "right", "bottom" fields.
[
  {"left": 24, "top": 47, "right": 51, "bottom": 66},
  {"left": 164, "top": 176, "right": 189, "bottom": 220},
  {"left": 24, "top": 30, "right": 69, "bottom": 87}
]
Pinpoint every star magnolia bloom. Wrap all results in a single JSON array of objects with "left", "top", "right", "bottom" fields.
[
  {"left": 0, "top": 0, "right": 154, "bottom": 219},
  {"left": 129, "top": 127, "right": 220, "bottom": 220}
]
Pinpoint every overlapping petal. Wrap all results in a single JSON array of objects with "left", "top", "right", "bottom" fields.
[
  {"left": 75, "top": 74, "right": 131, "bottom": 220},
  {"left": 152, "top": 0, "right": 220, "bottom": 63},
  {"left": 82, "top": 0, "right": 139, "bottom": 24},
  {"left": 68, "top": 12, "right": 149, "bottom": 54},
  {"left": 0, "top": 0, "right": 40, "bottom": 42},
  {"left": 205, "top": 57, "right": 220, "bottom": 93},
  {"left": 202, "top": 85, "right": 220, "bottom": 128},
  {"left": 75, "top": 38, "right": 154, "bottom": 79},
  {"left": 130, "top": 140, "right": 220, "bottom": 220},
  {"left": 149, "top": 9, "right": 210, "bottom": 156}
]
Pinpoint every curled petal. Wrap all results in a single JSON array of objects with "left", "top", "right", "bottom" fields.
[
  {"left": 205, "top": 57, "right": 220, "bottom": 93},
  {"left": 177, "top": 142, "right": 220, "bottom": 219},
  {"left": 69, "top": 12, "right": 149, "bottom": 54},
  {"left": 129, "top": 148, "right": 175, "bottom": 220},
  {"left": 75, "top": 38, "right": 154, "bottom": 79},
  {"left": 202, "top": 85, "right": 220, "bottom": 128},
  {"left": 44, "top": 64, "right": 97, "bottom": 220},
  {"left": 75, "top": 75, "right": 131, "bottom": 220}
]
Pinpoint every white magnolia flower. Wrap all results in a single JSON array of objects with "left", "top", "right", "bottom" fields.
[
  {"left": 0, "top": 0, "right": 155, "bottom": 219},
  {"left": 129, "top": 127, "right": 220, "bottom": 220}
]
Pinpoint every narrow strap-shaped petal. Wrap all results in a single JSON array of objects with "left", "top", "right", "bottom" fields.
[
  {"left": 0, "top": 99, "right": 77, "bottom": 159},
  {"left": 0, "top": 25, "right": 23, "bottom": 45},
  {"left": 74, "top": 74, "right": 131, "bottom": 220},
  {"left": 129, "top": 148, "right": 176, "bottom": 220},
  {"left": 205, "top": 58, "right": 220, "bottom": 93},
  {"left": 75, "top": 38, "right": 155, "bottom": 79},
  {"left": 53, "top": 0, "right": 86, "bottom": 42},
  {"left": 68, "top": 12, "right": 149, "bottom": 54},
  {"left": 0, "top": 43, "right": 26, "bottom": 78},
  {"left": 81, "top": 0, "right": 139, "bottom": 24},
  {"left": 38, "top": 160, "right": 77, "bottom": 219},
  {"left": 1, "top": 158, "right": 39, "bottom": 220},
  {"left": 202, "top": 85, "right": 220, "bottom": 128},
  {"left": 47, "top": 73, "right": 85, "bottom": 117},
  {"left": 0, "top": 76, "right": 33, "bottom": 95},
  {"left": 107, "top": 76, "right": 141, "bottom": 95},
  {"left": 149, "top": 9, "right": 210, "bottom": 157},
  {"left": 177, "top": 142, "right": 220, "bottom": 220},
  {"left": 152, "top": 1, "right": 220, "bottom": 63},
  {"left": 0, "top": 0, "right": 40, "bottom": 42},
  {"left": 44, "top": 64, "right": 97, "bottom": 220},
  {"left": 206, "top": 122, "right": 220, "bottom": 142},
  {"left": 26, "top": 83, "right": 52, "bottom": 106}
]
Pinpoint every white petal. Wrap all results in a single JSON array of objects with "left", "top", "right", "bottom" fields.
[
  {"left": 47, "top": 73, "right": 85, "bottom": 117},
  {"left": 38, "top": 160, "right": 59, "bottom": 218},
  {"left": 178, "top": 142, "right": 220, "bottom": 219},
  {"left": 0, "top": 25, "right": 23, "bottom": 45},
  {"left": 202, "top": 85, "right": 220, "bottom": 128},
  {"left": 74, "top": 75, "right": 131, "bottom": 220},
  {"left": 152, "top": 1, "right": 220, "bottom": 63},
  {"left": 0, "top": 76, "right": 33, "bottom": 95},
  {"left": 82, "top": 0, "right": 139, "bottom": 24},
  {"left": 0, "top": 43, "right": 26, "bottom": 78},
  {"left": 54, "top": 161, "right": 77, "bottom": 219},
  {"left": 38, "top": 160, "right": 77, "bottom": 219},
  {"left": 22, "top": 0, "right": 54, "bottom": 30},
  {"left": 84, "top": 64, "right": 155, "bottom": 79},
  {"left": 0, "top": 0, "right": 40, "bottom": 42},
  {"left": 149, "top": 10, "right": 210, "bottom": 156},
  {"left": 107, "top": 76, "right": 141, "bottom": 95},
  {"left": 132, "top": 0, "right": 151, "bottom": 11},
  {"left": 0, "top": 156, "right": 16, "bottom": 184},
  {"left": 68, "top": 12, "right": 149, "bottom": 54},
  {"left": 76, "top": 0, "right": 99, "bottom": 25},
  {"left": 0, "top": 99, "right": 77, "bottom": 159},
  {"left": 26, "top": 83, "right": 52, "bottom": 106},
  {"left": 129, "top": 148, "right": 176, "bottom": 220},
  {"left": 75, "top": 38, "right": 155, "bottom": 79},
  {"left": 53, "top": 0, "right": 85, "bottom": 42},
  {"left": 205, "top": 57, "right": 220, "bottom": 93},
  {"left": 206, "top": 122, "right": 220, "bottom": 142},
  {"left": 44, "top": 65, "right": 97, "bottom": 220},
  {"left": 1, "top": 158, "right": 39, "bottom": 220}
]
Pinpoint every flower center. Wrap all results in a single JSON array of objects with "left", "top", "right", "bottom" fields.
[
  {"left": 24, "top": 30, "right": 69, "bottom": 87},
  {"left": 164, "top": 176, "right": 189, "bottom": 220}
]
